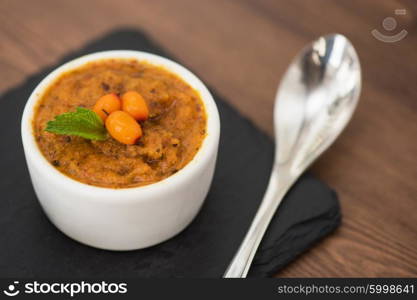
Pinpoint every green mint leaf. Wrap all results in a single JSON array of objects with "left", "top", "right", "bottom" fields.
[{"left": 45, "top": 107, "right": 107, "bottom": 141}]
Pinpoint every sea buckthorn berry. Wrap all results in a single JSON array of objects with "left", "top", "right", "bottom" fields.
[
  {"left": 93, "top": 93, "right": 121, "bottom": 121},
  {"left": 105, "top": 111, "right": 142, "bottom": 145},
  {"left": 121, "top": 91, "right": 149, "bottom": 121}
]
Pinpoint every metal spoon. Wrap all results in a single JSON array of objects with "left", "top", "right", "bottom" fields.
[{"left": 224, "top": 34, "right": 361, "bottom": 278}]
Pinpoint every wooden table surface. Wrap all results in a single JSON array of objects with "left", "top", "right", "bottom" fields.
[{"left": 1, "top": 0, "right": 416, "bottom": 277}]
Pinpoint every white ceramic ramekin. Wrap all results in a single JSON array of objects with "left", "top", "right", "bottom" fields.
[{"left": 21, "top": 50, "right": 220, "bottom": 251}]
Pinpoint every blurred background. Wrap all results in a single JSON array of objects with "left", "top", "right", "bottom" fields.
[{"left": 1, "top": 0, "right": 416, "bottom": 277}]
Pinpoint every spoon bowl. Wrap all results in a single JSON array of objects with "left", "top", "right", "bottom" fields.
[
  {"left": 276, "top": 34, "right": 361, "bottom": 176},
  {"left": 224, "top": 34, "right": 361, "bottom": 277}
]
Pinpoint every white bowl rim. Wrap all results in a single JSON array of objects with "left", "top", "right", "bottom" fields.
[{"left": 21, "top": 50, "right": 220, "bottom": 203}]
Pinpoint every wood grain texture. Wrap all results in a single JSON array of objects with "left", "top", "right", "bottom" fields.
[{"left": 0, "top": 0, "right": 416, "bottom": 277}]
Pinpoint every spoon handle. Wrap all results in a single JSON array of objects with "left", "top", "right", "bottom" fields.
[{"left": 223, "top": 165, "right": 294, "bottom": 278}]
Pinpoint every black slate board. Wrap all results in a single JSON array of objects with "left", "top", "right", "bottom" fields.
[{"left": 0, "top": 29, "right": 341, "bottom": 278}]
